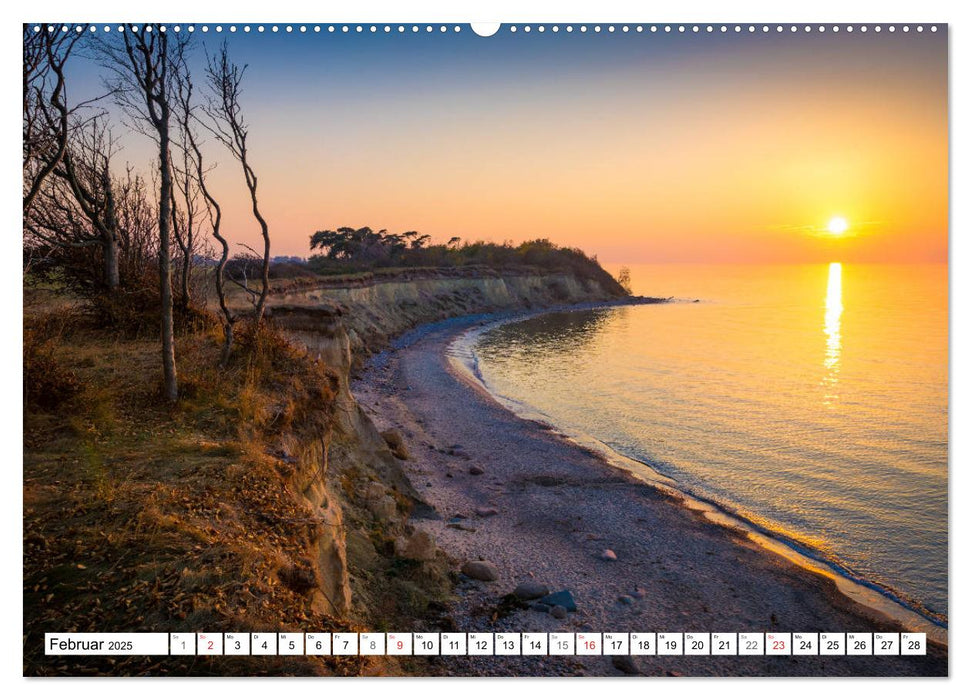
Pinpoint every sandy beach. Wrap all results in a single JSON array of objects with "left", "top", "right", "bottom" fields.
[{"left": 352, "top": 313, "right": 947, "bottom": 677}]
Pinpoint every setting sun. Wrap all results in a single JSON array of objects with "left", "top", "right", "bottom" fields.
[{"left": 827, "top": 217, "right": 849, "bottom": 235}]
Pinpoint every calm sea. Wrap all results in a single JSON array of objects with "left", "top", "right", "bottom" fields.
[{"left": 469, "top": 264, "right": 948, "bottom": 619}]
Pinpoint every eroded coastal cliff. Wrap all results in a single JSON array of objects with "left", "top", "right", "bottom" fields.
[
  {"left": 23, "top": 263, "right": 627, "bottom": 676},
  {"left": 266, "top": 270, "right": 628, "bottom": 629},
  {"left": 202, "top": 274, "right": 623, "bottom": 663},
  {"left": 272, "top": 270, "right": 626, "bottom": 358}
]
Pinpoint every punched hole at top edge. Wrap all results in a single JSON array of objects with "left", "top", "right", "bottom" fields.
[{"left": 471, "top": 23, "right": 500, "bottom": 37}]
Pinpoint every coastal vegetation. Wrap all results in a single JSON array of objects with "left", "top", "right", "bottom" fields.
[{"left": 306, "top": 227, "right": 628, "bottom": 296}]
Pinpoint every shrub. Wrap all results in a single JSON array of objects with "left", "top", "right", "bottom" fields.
[{"left": 24, "top": 328, "right": 83, "bottom": 411}]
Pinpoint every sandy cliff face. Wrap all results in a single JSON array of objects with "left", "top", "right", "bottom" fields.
[
  {"left": 265, "top": 272, "right": 622, "bottom": 621},
  {"left": 266, "top": 303, "right": 417, "bottom": 621},
  {"left": 273, "top": 272, "right": 623, "bottom": 358}
]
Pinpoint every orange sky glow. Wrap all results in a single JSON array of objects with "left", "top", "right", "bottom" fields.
[{"left": 74, "top": 29, "right": 948, "bottom": 263}]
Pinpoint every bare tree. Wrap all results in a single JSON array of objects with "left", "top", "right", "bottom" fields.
[
  {"left": 99, "top": 24, "right": 188, "bottom": 401},
  {"left": 57, "top": 117, "right": 121, "bottom": 288},
  {"left": 23, "top": 24, "right": 87, "bottom": 213},
  {"left": 25, "top": 180, "right": 108, "bottom": 289},
  {"left": 115, "top": 166, "right": 159, "bottom": 280},
  {"left": 26, "top": 159, "right": 160, "bottom": 293},
  {"left": 170, "top": 130, "right": 202, "bottom": 312},
  {"left": 204, "top": 43, "right": 271, "bottom": 327},
  {"left": 24, "top": 117, "right": 126, "bottom": 288},
  {"left": 174, "top": 63, "right": 237, "bottom": 365}
]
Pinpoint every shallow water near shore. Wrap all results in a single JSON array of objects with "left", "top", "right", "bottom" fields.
[{"left": 461, "top": 263, "right": 948, "bottom": 622}]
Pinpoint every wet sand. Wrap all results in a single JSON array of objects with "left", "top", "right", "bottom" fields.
[{"left": 353, "top": 314, "right": 947, "bottom": 677}]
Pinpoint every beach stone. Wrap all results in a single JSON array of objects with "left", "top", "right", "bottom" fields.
[
  {"left": 475, "top": 506, "right": 499, "bottom": 517},
  {"left": 461, "top": 560, "right": 499, "bottom": 581},
  {"left": 600, "top": 549, "right": 618, "bottom": 561},
  {"left": 550, "top": 605, "right": 568, "bottom": 619},
  {"left": 394, "top": 530, "right": 436, "bottom": 562},
  {"left": 631, "top": 587, "right": 647, "bottom": 599},
  {"left": 539, "top": 589, "right": 577, "bottom": 612},
  {"left": 513, "top": 582, "right": 550, "bottom": 601},
  {"left": 617, "top": 595, "right": 634, "bottom": 605},
  {"left": 531, "top": 603, "right": 551, "bottom": 613},
  {"left": 469, "top": 466, "right": 485, "bottom": 476},
  {"left": 612, "top": 655, "right": 640, "bottom": 675},
  {"left": 381, "top": 430, "right": 410, "bottom": 460}
]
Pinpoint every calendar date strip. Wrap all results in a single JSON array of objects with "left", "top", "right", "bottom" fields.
[{"left": 45, "top": 631, "right": 927, "bottom": 656}]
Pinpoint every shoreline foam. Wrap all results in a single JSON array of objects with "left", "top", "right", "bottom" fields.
[{"left": 445, "top": 304, "right": 948, "bottom": 647}]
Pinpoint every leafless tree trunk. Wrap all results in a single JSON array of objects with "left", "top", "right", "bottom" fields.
[
  {"left": 60, "top": 120, "right": 121, "bottom": 290},
  {"left": 170, "top": 159, "right": 197, "bottom": 312},
  {"left": 102, "top": 25, "right": 186, "bottom": 401},
  {"left": 175, "top": 63, "right": 236, "bottom": 365},
  {"left": 23, "top": 24, "right": 85, "bottom": 213},
  {"left": 205, "top": 44, "right": 271, "bottom": 327},
  {"left": 115, "top": 167, "right": 159, "bottom": 279},
  {"left": 25, "top": 116, "right": 125, "bottom": 291}
]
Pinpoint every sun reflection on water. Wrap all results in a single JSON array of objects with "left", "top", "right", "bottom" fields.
[{"left": 822, "top": 262, "right": 843, "bottom": 403}]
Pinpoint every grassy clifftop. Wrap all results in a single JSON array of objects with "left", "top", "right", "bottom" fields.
[{"left": 23, "top": 289, "right": 451, "bottom": 676}]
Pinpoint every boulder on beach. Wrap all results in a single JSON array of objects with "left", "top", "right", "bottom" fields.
[
  {"left": 394, "top": 530, "right": 436, "bottom": 562},
  {"left": 600, "top": 549, "right": 618, "bottom": 561},
  {"left": 612, "top": 655, "right": 640, "bottom": 675},
  {"left": 461, "top": 560, "right": 499, "bottom": 581},
  {"left": 512, "top": 582, "right": 549, "bottom": 600},
  {"left": 550, "top": 605, "right": 568, "bottom": 619},
  {"left": 469, "top": 465, "right": 485, "bottom": 476},
  {"left": 539, "top": 589, "right": 576, "bottom": 611}
]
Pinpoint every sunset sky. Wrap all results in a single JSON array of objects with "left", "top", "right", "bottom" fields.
[{"left": 68, "top": 26, "right": 948, "bottom": 263}]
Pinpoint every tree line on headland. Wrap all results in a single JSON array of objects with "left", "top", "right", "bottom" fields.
[{"left": 305, "top": 226, "right": 630, "bottom": 295}]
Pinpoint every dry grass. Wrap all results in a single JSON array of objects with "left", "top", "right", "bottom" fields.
[{"left": 23, "top": 300, "right": 364, "bottom": 676}]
